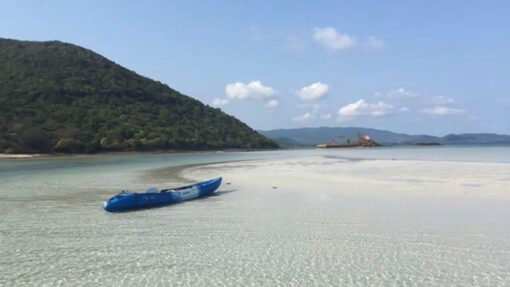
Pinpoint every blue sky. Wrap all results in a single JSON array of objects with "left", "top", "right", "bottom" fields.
[{"left": 1, "top": 0, "right": 509, "bottom": 135}]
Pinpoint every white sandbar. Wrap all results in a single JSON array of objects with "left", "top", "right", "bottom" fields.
[{"left": 179, "top": 156, "right": 510, "bottom": 285}]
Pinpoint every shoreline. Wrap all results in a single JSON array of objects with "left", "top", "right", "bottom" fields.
[
  {"left": 0, "top": 148, "right": 280, "bottom": 160},
  {"left": 3, "top": 145, "right": 510, "bottom": 165},
  {"left": 0, "top": 154, "right": 43, "bottom": 159}
]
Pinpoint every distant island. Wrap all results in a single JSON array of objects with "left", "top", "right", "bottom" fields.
[
  {"left": 260, "top": 127, "right": 510, "bottom": 148},
  {"left": 415, "top": 142, "right": 441, "bottom": 146},
  {"left": 0, "top": 38, "right": 277, "bottom": 154},
  {"left": 316, "top": 134, "right": 383, "bottom": 148}
]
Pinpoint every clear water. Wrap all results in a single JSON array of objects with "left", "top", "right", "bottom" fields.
[{"left": 1, "top": 146, "right": 509, "bottom": 286}]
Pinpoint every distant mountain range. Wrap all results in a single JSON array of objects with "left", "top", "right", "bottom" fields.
[
  {"left": 260, "top": 127, "right": 510, "bottom": 147},
  {"left": 0, "top": 38, "right": 277, "bottom": 154}
]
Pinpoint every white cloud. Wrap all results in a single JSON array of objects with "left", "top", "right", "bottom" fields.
[
  {"left": 431, "top": 95, "right": 454, "bottom": 105},
  {"left": 211, "top": 98, "right": 229, "bottom": 107},
  {"left": 293, "top": 112, "right": 314, "bottom": 122},
  {"left": 338, "top": 99, "right": 394, "bottom": 120},
  {"left": 382, "top": 89, "right": 460, "bottom": 109},
  {"left": 421, "top": 106, "right": 466, "bottom": 115},
  {"left": 225, "top": 80, "right": 276, "bottom": 100},
  {"left": 217, "top": 80, "right": 278, "bottom": 109},
  {"left": 366, "top": 36, "right": 385, "bottom": 50},
  {"left": 373, "top": 88, "right": 463, "bottom": 115},
  {"left": 265, "top": 99, "right": 279, "bottom": 109},
  {"left": 313, "top": 27, "right": 356, "bottom": 50},
  {"left": 296, "top": 82, "right": 329, "bottom": 101},
  {"left": 386, "top": 88, "right": 417, "bottom": 99}
]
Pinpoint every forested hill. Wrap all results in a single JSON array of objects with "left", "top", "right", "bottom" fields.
[{"left": 0, "top": 38, "right": 277, "bottom": 153}]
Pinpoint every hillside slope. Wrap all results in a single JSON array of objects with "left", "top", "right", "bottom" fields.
[{"left": 0, "top": 38, "right": 277, "bottom": 153}]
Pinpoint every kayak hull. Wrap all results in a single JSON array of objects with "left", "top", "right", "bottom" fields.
[{"left": 103, "top": 177, "right": 222, "bottom": 212}]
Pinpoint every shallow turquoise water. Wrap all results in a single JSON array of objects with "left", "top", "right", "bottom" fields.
[
  {"left": 2, "top": 145, "right": 510, "bottom": 199},
  {"left": 0, "top": 151, "right": 281, "bottom": 201},
  {"left": 1, "top": 146, "right": 509, "bottom": 286}
]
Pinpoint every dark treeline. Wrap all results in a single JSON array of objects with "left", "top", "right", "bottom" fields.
[{"left": 0, "top": 38, "right": 278, "bottom": 153}]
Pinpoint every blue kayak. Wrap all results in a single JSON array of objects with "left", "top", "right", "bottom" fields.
[{"left": 103, "top": 177, "right": 222, "bottom": 212}]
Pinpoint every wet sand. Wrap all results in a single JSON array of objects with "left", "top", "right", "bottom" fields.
[{"left": 183, "top": 156, "right": 510, "bottom": 199}]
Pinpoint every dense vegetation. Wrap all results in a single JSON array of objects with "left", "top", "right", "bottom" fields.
[{"left": 0, "top": 38, "right": 277, "bottom": 153}]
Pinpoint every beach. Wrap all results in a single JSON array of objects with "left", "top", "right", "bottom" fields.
[
  {"left": 180, "top": 156, "right": 510, "bottom": 285},
  {"left": 1, "top": 148, "right": 510, "bottom": 286},
  {"left": 0, "top": 154, "right": 38, "bottom": 159},
  {"left": 4, "top": 2, "right": 510, "bottom": 285},
  {"left": 183, "top": 156, "right": 510, "bottom": 199}
]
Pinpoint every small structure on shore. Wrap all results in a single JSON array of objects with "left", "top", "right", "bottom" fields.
[{"left": 317, "top": 134, "right": 382, "bottom": 148}]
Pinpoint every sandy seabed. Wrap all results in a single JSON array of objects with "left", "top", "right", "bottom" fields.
[
  {"left": 1, "top": 155, "right": 510, "bottom": 286},
  {"left": 180, "top": 156, "right": 510, "bottom": 286}
]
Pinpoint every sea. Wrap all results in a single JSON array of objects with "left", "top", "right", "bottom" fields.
[{"left": 1, "top": 145, "right": 509, "bottom": 286}]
